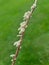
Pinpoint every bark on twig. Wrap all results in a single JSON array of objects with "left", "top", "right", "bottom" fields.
[{"left": 10, "top": 0, "right": 37, "bottom": 65}]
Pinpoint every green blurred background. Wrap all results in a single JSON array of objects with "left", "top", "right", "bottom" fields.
[{"left": 0, "top": 0, "right": 49, "bottom": 65}]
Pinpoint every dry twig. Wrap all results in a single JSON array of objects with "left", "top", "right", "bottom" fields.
[{"left": 10, "top": 0, "right": 37, "bottom": 65}]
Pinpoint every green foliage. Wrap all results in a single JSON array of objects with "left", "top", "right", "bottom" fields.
[{"left": 0, "top": 0, "right": 49, "bottom": 65}]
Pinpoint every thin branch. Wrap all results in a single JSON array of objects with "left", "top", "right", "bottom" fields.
[{"left": 10, "top": 0, "right": 37, "bottom": 65}]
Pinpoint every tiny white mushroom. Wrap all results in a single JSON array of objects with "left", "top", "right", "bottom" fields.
[
  {"left": 10, "top": 54, "right": 15, "bottom": 57},
  {"left": 11, "top": 59, "right": 13, "bottom": 62},
  {"left": 13, "top": 40, "right": 21, "bottom": 47},
  {"left": 23, "top": 11, "right": 31, "bottom": 20},
  {"left": 17, "top": 35, "right": 22, "bottom": 37},
  {"left": 35, "top": 0, "right": 37, "bottom": 4},
  {"left": 31, "top": 3, "right": 36, "bottom": 10},
  {"left": 20, "top": 21, "right": 27, "bottom": 28},
  {"left": 19, "top": 28, "right": 25, "bottom": 34},
  {"left": 20, "top": 21, "right": 27, "bottom": 26}
]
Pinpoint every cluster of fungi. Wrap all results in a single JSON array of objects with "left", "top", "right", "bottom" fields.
[{"left": 10, "top": 0, "right": 37, "bottom": 65}]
